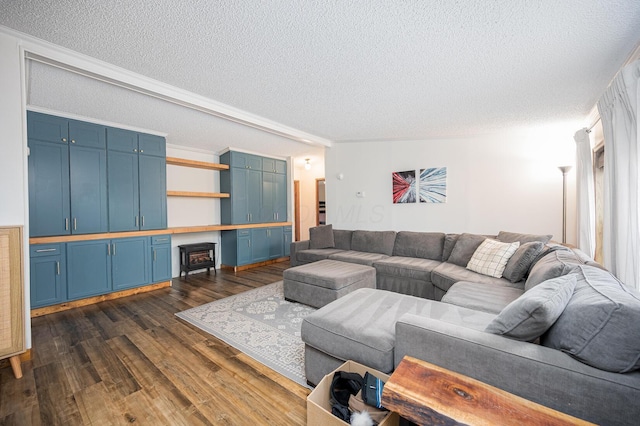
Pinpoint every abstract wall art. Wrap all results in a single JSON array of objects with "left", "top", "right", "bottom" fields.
[
  {"left": 392, "top": 170, "right": 416, "bottom": 203},
  {"left": 419, "top": 167, "right": 447, "bottom": 203}
]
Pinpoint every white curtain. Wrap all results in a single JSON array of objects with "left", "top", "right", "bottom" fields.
[
  {"left": 597, "top": 59, "right": 640, "bottom": 290},
  {"left": 574, "top": 128, "right": 596, "bottom": 257}
]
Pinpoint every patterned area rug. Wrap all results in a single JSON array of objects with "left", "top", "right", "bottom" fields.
[{"left": 175, "top": 281, "right": 316, "bottom": 387}]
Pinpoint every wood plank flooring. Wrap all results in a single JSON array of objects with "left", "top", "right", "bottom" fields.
[{"left": 0, "top": 261, "right": 310, "bottom": 425}]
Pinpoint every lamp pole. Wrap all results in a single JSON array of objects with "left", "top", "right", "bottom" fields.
[{"left": 558, "top": 166, "right": 572, "bottom": 244}]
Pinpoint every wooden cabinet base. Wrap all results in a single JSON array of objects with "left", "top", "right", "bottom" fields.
[
  {"left": 220, "top": 257, "right": 290, "bottom": 272},
  {"left": 382, "top": 356, "right": 594, "bottom": 426},
  {"left": 30, "top": 281, "right": 171, "bottom": 317}
]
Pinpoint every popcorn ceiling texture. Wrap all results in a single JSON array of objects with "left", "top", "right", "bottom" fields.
[{"left": 2, "top": 0, "right": 640, "bottom": 147}]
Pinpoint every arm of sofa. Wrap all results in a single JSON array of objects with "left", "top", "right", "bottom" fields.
[
  {"left": 289, "top": 240, "right": 310, "bottom": 266},
  {"left": 395, "top": 314, "right": 640, "bottom": 426}
]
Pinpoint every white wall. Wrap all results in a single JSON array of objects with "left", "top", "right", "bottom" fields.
[
  {"left": 325, "top": 126, "right": 578, "bottom": 244},
  {"left": 0, "top": 32, "right": 31, "bottom": 348},
  {"left": 166, "top": 145, "right": 223, "bottom": 277}
]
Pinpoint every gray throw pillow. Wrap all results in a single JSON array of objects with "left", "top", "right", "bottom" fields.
[
  {"left": 447, "top": 233, "right": 486, "bottom": 267},
  {"left": 497, "top": 231, "right": 553, "bottom": 244},
  {"left": 309, "top": 224, "right": 334, "bottom": 249},
  {"left": 486, "top": 274, "right": 577, "bottom": 342},
  {"left": 502, "top": 242, "right": 545, "bottom": 283},
  {"left": 542, "top": 265, "right": 640, "bottom": 373},
  {"left": 525, "top": 249, "right": 581, "bottom": 291},
  {"left": 442, "top": 234, "right": 459, "bottom": 261}
]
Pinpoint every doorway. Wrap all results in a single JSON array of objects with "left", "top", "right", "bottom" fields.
[{"left": 316, "top": 178, "right": 326, "bottom": 225}]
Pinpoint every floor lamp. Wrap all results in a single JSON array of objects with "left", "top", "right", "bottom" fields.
[{"left": 558, "top": 166, "right": 572, "bottom": 244}]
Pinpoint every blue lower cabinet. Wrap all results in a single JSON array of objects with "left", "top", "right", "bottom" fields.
[
  {"left": 30, "top": 244, "right": 66, "bottom": 308},
  {"left": 112, "top": 237, "right": 149, "bottom": 290},
  {"left": 222, "top": 226, "right": 290, "bottom": 267},
  {"left": 67, "top": 239, "right": 112, "bottom": 300},
  {"left": 151, "top": 235, "right": 172, "bottom": 282}
]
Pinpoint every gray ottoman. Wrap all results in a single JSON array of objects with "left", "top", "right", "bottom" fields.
[{"left": 283, "top": 259, "right": 376, "bottom": 308}]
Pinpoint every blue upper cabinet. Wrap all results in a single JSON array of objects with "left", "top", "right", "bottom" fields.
[
  {"left": 220, "top": 151, "right": 287, "bottom": 225},
  {"left": 138, "top": 133, "right": 166, "bottom": 157},
  {"left": 139, "top": 154, "right": 167, "bottom": 230},
  {"left": 27, "top": 112, "right": 68, "bottom": 144},
  {"left": 69, "top": 144, "right": 108, "bottom": 234},
  {"left": 28, "top": 140, "right": 71, "bottom": 237},
  {"left": 107, "top": 127, "right": 167, "bottom": 232},
  {"left": 68, "top": 119, "right": 106, "bottom": 149}
]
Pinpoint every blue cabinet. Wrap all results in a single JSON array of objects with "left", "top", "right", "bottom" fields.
[
  {"left": 66, "top": 239, "right": 112, "bottom": 300},
  {"left": 29, "top": 244, "right": 66, "bottom": 308},
  {"left": 151, "top": 235, "right": 172, "bottom": 282},
  {"left": 28, "top": 140, "right": 71, "bottom": 237},
  {"left": 107, "top": 127, "right": 167, "bottom": 232},
  {"left": 112, "top": 237, "right": 149, "bottom": 290},
  {"left": 220, "top": 151, "right": 287, "bottom": 225},
  {"left": 284, "top": 226, "right": 292, "bottom": 257},
  {"left": 221, "top": 226, "right": 290, "bottom": 267},
  {"left": 69, "top": 145, "right": 108, "bottom": 234}
]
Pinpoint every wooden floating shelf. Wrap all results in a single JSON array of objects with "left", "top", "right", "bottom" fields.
[
  {"left": 166, "top": 157, "right": 229, "bottom": 170},
  {"left": 167, "top": 191, "right": 230, "bottom": 198}
]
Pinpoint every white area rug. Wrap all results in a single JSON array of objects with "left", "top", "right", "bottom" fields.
[{"left": 175, "top": 281, "right": 316, "bottom": 387}]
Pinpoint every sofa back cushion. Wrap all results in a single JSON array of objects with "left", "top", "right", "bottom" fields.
[
  {"left": 485, "top": 274, "right": 577, "bottom": 341},
  {"left": 442, "top": 234, "right": 460, "bottom": 261},
  {"left": 497, "top": 231, "right": 553, "bottom": 244},
  {"left": 393, "top": 231, "right": 445, "bottom": 260},
  {"left": 333, "top": 230, "right": 353, "bottom": 250},
  {"left": 542, "top": 265, "right": 640, "bottom": 373},
  {"left": 525, "top": 249, "right": 581, "bottom": 291},
  {"left": 351, "top": 230, "right": 397, "bottom": 256},
  {"left": 447, "top": 233, "right": 487, "bottom": 267},
  {"left": 309, "top": 224, "right": 335, "bottom": 249}
]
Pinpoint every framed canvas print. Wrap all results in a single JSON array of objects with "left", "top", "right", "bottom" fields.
[
  {"left": 392, "top": 170, "right": 416, "bottom": 203},
  {"left": 420, "top": 167, "right": 447, "bottom": 203}
]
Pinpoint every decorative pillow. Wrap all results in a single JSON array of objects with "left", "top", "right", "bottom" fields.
[
  {"left": 309, "top": 224, "right": 335, "bottom": 249},
  {"left": 466, "top": 239, "right": 520, "bottom": 278},
  {"left": 525, "top": 249, "right": 581, "bottom": 291},
  {"left": 447, "top": 233, "right": 486, "bottom": 267},
  {"left": 502, "top": 241, "right": 545, "bottom": 283},
  {"left": 497, "top": 231, "right": 553, "bottom": 244},
  {"left": 485, "top": 274, "right": 577, "bottom": 341},
  {"left": 442, "top": 234, "right": 460, "bottom": 261},
  {"left": 542, "top": 265, "right": 640, "bottom": 373}
]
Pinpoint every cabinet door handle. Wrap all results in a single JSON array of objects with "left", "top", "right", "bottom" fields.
[
  {"left": 56, "top": 261, "right": 60, "bottom": 275},
  {"left": 248, "top": 240, "right": 251, "bottom": 247},
  {"left": 141, "top": 216, "right": 145, "bottom": 227},
  {"left": 153, "top": 249, "right": 157, "bottom": 262},
  {"left": 71, "top": 139, "right": 76, "bottom": 144},
  {"left": 108, "top": 243, "right": 111, "bottom": 256},
  {"left": 73, "top": 218, "right": 77, "bottom": 230},
  {"left": 65, "top": 218, "right": 69, "bottom": 230},
  {"left": 112, "top": 243, "right": 116, "bottom": 256},
  {"left": 134, "top": 148, "right": 138, "bottom": 152},
  {"left": 156, "top": 238, "right": 168, "bottom": 242},
  {"left": 62, "top": 138, "right": 67, "bottom": 143},
  {"left": 135, "top": 216, "right": 139, "bottom": 227},
  {"left": 36, "top": 248, "right": 56, "bottom": 253},
  {"left": 140, "top": 150, "right": 144, "bottom": 153}
]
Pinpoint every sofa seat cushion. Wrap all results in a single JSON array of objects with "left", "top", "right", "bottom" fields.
[
  {"left": 543, "top": 265, "right": 640, "bottom": 373},
  {"left": 441, "top": 281, "right": 524, "bottom": 314},
  {"left": 431, "top": 262, "right": 522, "bottom": 294},
  {"left": 328, "top": 251, "right": 390, "bottom": 266},
  {"left": 296, "top": 248, "right": 345, "bottom": 264},
  {"left": 301, "top": 288, "right": 495, "bottom": 373},
  {"left": 374, "top": 256, "right": 441, "bottom": 281}
]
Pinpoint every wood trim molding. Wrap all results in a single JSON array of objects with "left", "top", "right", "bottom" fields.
[
  {"left": 30, "top": 281, "right": 171, "bottom": 318},
  {"left": 167, "top": 191, "right": 230, "bottom": 198},
  {"left": 0, "top": 26, "right": 332, "bottom": 148},
  {"left": 166, "top": 157, "right": 229, "bottom": 170}
]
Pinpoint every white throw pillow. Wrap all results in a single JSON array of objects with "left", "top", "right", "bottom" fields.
[{"left": 467, "top": 239, "right": 520, "bottom": 278}]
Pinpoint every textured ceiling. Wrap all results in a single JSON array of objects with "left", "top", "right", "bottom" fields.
[{"left": 2, "top": 0, "right": 640, "bottom": 152}]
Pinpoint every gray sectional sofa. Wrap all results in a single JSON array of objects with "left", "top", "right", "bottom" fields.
[{"left": 292, "top": 226, "right": 640, "bottom": 425}]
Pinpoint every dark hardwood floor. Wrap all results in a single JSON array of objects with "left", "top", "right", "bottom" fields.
[{"left": 0, "top": 261, "right": 310, "bottom": 425}]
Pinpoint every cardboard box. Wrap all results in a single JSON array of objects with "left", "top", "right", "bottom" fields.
[{"left": 307, "top": 360, "right": 400, "bottom": 426}]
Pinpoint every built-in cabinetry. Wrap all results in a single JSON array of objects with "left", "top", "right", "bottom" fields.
[
  {"left": 219, "top": 150, "right": 290, "bottom": 268},
  {"left": 221, "top": 226, "right": 292, "bottom": 267},
  {"left": 30, "top": 235, "right": 171, "bottom": 309}
]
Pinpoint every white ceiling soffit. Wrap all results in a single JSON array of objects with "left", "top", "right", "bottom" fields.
[
  {"left": 3, "top": 26, "right": 332, "bottom": 148},
  {"left": 2, "top": 1, "right": 640, "bottom": 142}
]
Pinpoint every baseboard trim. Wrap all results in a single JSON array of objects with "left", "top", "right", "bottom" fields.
[
  {"left": 30, "top": 281, "right": 172, "bottom": 318},
  {"left": 221, "top": 257, "right": 290, "bottom": 272}
]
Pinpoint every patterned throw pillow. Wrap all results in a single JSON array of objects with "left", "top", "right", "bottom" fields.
[{"left": 467, "top": 239, "right": 520, "bottom": 278}]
